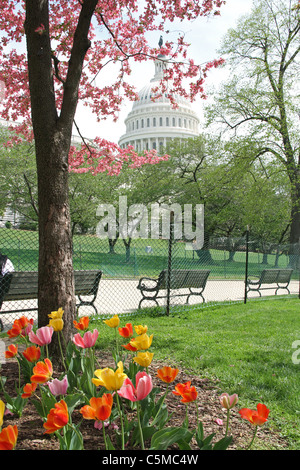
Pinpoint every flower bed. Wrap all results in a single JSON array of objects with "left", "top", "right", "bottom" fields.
[{"left": 0, "top": 311, "right": 288, "bottom": 451}]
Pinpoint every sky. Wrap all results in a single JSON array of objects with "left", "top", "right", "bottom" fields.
[{"left": 73, "top": 0, "right": 254, "bottom": 144}]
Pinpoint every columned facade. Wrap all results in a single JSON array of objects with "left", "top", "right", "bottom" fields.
[{"left": 118, "top": 54, "right": 200, "bottom": 150}]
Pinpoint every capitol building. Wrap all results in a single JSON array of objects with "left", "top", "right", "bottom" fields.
[{"left": 118, "top": 52, "right": 200, "bottom": 152}]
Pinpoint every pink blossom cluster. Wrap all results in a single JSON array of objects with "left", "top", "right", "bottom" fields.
[{"left": 0, "top": 0, "right": 225, "bottom": 174}]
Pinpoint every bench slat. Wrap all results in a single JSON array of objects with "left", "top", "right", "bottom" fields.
[
  {"left": 137, "top": 269, "right": 211, "bottom": 308},
  {"left": 0, "top": 270, "right": 102, "bottom": 303}
]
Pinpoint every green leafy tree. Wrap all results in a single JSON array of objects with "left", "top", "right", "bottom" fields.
[{"left": 207, "top": 0, "right": 300, "bottom": 248}]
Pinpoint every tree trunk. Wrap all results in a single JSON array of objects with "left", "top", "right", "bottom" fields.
[
  {"left": 24, "top": 0, "right": 98, "bottom": 358},
  {"left": 289, "top": 181, "right": 300, "bottom": 245},
  {"left": 36, "top": 138, "right": 75, "bottom": 354}
]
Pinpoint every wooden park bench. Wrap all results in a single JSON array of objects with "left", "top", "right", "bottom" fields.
[
  {"left": 246, "top": 268, "right": 293, "bottom": 297},
  {"left": 0, "top": 270, "right": 102, "bottom": 331},
  {"left": 137, "top": 269, "right": 210, "bottom": 309}
]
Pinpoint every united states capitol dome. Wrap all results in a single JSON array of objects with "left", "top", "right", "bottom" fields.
[{"left": 118, "top": 51, "right": 200, "bottom": 152}]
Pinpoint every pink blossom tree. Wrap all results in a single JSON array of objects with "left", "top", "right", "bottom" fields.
[{"left": 0, "top": 0, "right": 224, "bottom": 354}]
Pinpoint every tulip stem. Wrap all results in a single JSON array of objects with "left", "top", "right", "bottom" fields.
[
  {"left": 115, "top": 329, "right": 119, "bottom": 359},
  {"left": 137, "top": 401, "right": 145, "bottom": 450},
  {"left": 225, "top": 409, "right": 230, "bottom": 437},
  {"left": 102, "top": 422, "right": 108, "bottom": 450},
  {"left": 116, "top": 393, "right": 125, "bottom": 450},
  {"left": 247, "top": 426, "right": 258, "bottom": 450},
  {"left": 16, "top": 358, "right": 21, "bottom": 392},
  {"left": 58, "top": 331, "right": 67, "bottom": 372}
]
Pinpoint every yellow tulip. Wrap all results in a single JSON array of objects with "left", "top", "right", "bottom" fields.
[
  {"left": 103, "top": 314, "right": 120, "bottom": 328},
  {"left": 48, "top": 308, "right": 64, "bottom": 319},
  {"left": 92, "top": 361, "right": 127, "bottom": 391},
  {"left": 133, "top": 351, "right": 154, "bottom": 367},
  {"left": 134, "top": 324, "right": 148, "bottom": 335},
  {"left": 48, "top": 318, "right": 64, "bottom": 332},
  {"left": 130, "top": 333, "right": 153, "bottom": 351},
  {"left": 0, "top": 399, "right": 5, "bottom": 428}
]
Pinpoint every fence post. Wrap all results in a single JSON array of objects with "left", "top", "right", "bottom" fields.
[
  {"left": 244, "top": 226, "right": 249, "bottom": 304},
  {"left": 166, "top": 211, "right": 174, "bottom": 316}
]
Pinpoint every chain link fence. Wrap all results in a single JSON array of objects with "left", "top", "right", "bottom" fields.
[{"left": 0, "top": 223, "right": 299, "bottom": 331}]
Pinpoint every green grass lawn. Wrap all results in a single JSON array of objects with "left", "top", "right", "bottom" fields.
[
  {"left": 92, "top": 297, "right": 300, "bottom": 449},
  {"left": 0, "top": 227, "right": 296, "bottom": 280}
]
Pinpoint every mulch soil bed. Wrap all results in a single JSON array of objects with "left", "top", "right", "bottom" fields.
[{"left": 0, "top": 337, "right": 289, "bottom": 451}]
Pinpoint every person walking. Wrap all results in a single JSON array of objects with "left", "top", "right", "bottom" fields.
[
  {"left": 0, "top": 253, "right": 15, "bottom": 276},
  {"left": 0, "top": 253, "right": 14, "bottom": 331}
]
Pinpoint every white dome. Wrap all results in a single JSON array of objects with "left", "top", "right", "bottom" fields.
[{"left": 118, "top": 54, "right": 200, "bottom": 152}]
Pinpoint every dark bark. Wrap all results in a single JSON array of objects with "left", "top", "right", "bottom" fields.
[
  {"left": 289, "top": 180, "right": 300, "bottom": 245},
  {"left": 24, "top": 0, "right": 98, "bottom": 357}
]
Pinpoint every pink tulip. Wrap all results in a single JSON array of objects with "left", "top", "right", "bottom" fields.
[
  {"left": 73, "top": 329, "right": 99, "bottom": 349},
  {"left": 47, "top": 376, "right": 69, "bottom": 396},
  {"left": 29, "top": 326, "right": 54, "bottom": 346},
  {"left": 118, "top": 371, "right": 153, "bottom": 402},
  {"left": 220, "top": 393, "right": 239, "bottom": 410}
]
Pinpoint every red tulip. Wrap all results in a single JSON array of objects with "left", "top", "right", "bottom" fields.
[
  {"left": 22, "top": 345, "right": 41, "bottom": 363},
  {"left": 73, "top": 316, "right": 90, "bottom": 331},
  {"left": 239, "top": 403, "right": 270, "bottom": 426},
  {"left": 5, "top": 344, "right": 18, "bottom": 358},
  {"left": 43, "top": 400, "right": 69, "bottom": 434},
  {"left": 121, "top": 342, "right": 138, "bottom": 352},
  {"left": 118, "top": 323, "right": 133, "bottom": 338},
  {"left": 80, "top": 394, "right": 113, "bottom": 422},
  {"left": 172, "top": 381, "right": 198, "bottom": 403},
  {"left": 21, "top": 382, "right": 37, "bottom": 399},
  {"left": 7, "top": 317, "right": 34, "bottom": 338}
]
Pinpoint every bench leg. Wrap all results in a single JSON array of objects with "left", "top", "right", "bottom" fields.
[
  {"left": 138, "top": 295, "right": 159, "bottom": 309},
  {"left": 186, "top": 288, "right": 205, "bottom": 304},
  {"left": 76, "top": 295, "right": 98, "bottom": 316},
  {"left": 0, "top": 318, "right": 3, "bottom": 332},
  {"left": 275, "top": 284, "right": 290, "bottom": 295},
  {"left": 247, "top": 286, "right": 262, "bottom": 297}
]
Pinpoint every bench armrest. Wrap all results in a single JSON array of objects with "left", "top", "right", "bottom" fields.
[
  {"left": 247, "top": 277, "right": 260, "bottom": 285},
  {"left": 137, "top": 277, "right": 159, "bottom": 291}
]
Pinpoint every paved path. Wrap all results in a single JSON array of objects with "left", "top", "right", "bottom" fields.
[{"left": 1, "top": 278, "right": 298, "bottom": 330}]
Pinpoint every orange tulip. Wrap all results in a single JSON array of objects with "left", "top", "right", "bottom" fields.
[
  {"left": 239, "top": 403, "right": 270, "bottom": 426},
  {"left": 172, "top": 381, "right": 198, "bottom": 403},
  {"left": 5, "top": 344, "right": 18, "bottom": 358},
  {"left": 21, "top": 382, "right": 37, "bottom": 399},
  {"left": 0, "top": 425, "right": 18, "bottom": 450},
  {"left": 30, "top": 358, "right": 53, "bottom": 384},
  {"left": 73, "top": 316, "right": 90, "bottom": 331},
  {"left": 43, "top": 400, "right": 69, "bottom": 434},
  {"left": 7, "top": 317, "right": 34, "bottom": 338},
  {"left": 23, "top": 345, "right": 41, "bottom": 363},
  {"left": 157, "top": 366, "right": 179, "bottom": 384},
  {"left": 118, "top": 323, "right": 133, "bottom": 338},
  {"left": 80, "top": 394, "right": 113, "bottom": 422}
]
